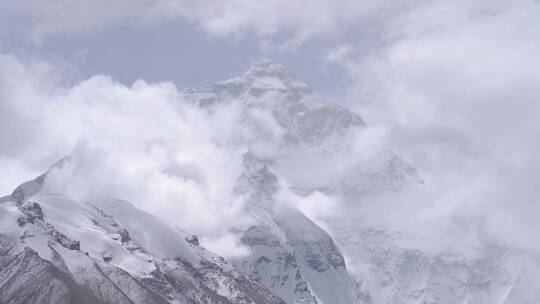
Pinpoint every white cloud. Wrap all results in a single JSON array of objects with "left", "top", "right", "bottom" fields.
[
  {"left": 3, "top": 0, "right": 540, "bottom": 255},
  {"left": 290, "top": 190, "right": 341, "bottom": 232},
  {"left": 4, "top": 0, "right": 407, "bottom": 42},
  {"left": 0, "top": 53, "right": 259, "bottom": 257},
  {"left": 326, "top": 0, "right": 540, "bottom": 251},
  {"left": 200, "top": 233, "right": 251, "bottom": 259}
]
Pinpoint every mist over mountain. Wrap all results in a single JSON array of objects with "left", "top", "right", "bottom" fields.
[
  {"left": 2, "top": 1, "right": 540, "bottom": 303},
  {"left": 1, "top": 59, "right": 539, "bottom": 304}
]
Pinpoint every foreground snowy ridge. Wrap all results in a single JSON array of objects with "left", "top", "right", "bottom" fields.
[{"left": 0, "top": 159, "right": 285, "bottom": 304}]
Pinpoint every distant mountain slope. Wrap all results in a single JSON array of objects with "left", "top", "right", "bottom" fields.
[{"left": 232, "top": 152, "right": 367, "bottom": 304}]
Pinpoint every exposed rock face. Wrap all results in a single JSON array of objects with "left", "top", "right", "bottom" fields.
[
  {"left": 0, "top": 247, "right": 102, "bottom": 304},
  {"left": 16, "top": 200, "right": 81, "bottom": 251},
  {"left": 118, "top": 229, "right": 130, "bottom": 243},
  {"left": 185, "top": 235, "right": 199, "bottom": 246}
]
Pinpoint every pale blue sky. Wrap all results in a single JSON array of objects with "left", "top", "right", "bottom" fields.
[{"left": 0, "top": 11, "right": 353, "bottom": 97}]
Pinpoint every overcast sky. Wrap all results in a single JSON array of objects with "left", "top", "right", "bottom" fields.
[{"left": 1, "top": 0, "right": 540, "bottom": 252}]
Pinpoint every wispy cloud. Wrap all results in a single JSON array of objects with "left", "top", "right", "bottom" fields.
[{"left": 325, "top": 0, "right": 540, "bottom": 251}]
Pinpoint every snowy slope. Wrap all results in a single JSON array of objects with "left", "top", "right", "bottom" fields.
[
  {"left": 324, "top": 212, "right": 540, "bottom": 304},
  {"left": 0, "top": 163, "right": 285, "bottom": 304},
  {"left": 231, "top": 152, "right": 366, "bottom": 304}
]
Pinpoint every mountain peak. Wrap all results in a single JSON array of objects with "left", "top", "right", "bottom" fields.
[{"left": 244, "top": 60, "right": 294, "bottom": 80}]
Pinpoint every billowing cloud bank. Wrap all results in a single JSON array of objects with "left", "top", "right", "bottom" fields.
[
  {"left": 3, "top": 0, "right": 406, "bottom": 41},
  {"left": 329, "top": 0, "right": 540, "bottom": 251},
  {"left": 0, "top": 53, "right": 259, "bottom": 255},
  {"left": 2, "top": 0, "right": 540, "bottom": 257}
]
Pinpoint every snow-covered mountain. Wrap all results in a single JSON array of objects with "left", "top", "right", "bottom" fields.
[
  {"left": 0, "top": 159, "right": 285, "bottom": 304},
  {"left": 183, "top": 60, "right": 421, "bottom": 193},
  {"left": 231, "top": 151, "right": 366, "bottom": 304},
  {"left": 184, "top": 60, "right": 365, "bottom": 150},
  {"left": 183, "top": 61, "right": 540, "bottom": 304},
  {"left": 328, "top": 224, "right": 540, "bottom": 304},
  {"left": 2, "top": 60, "right": 540, "bottom": 304}
]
